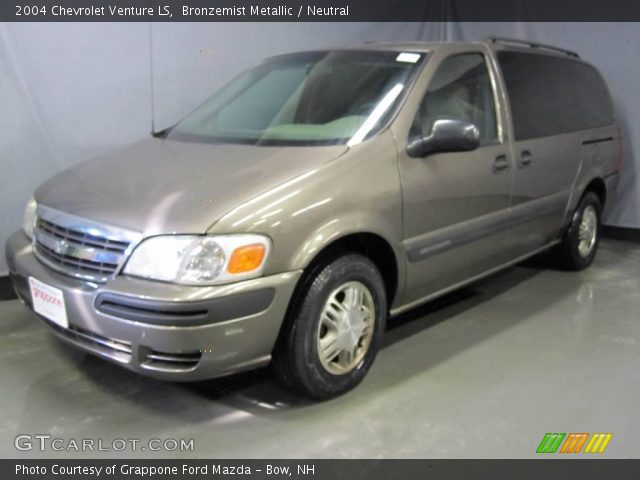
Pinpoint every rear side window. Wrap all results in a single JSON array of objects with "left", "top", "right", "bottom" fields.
[{"left": 497, "top": 51, "right": 614, "bottom": 141}]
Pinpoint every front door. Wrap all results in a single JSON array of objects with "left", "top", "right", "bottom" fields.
[{"left": 398, "top": 51, "right": 514, "bottom": 306}]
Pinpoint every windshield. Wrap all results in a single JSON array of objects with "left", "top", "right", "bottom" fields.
[{"left": 168, "top": 50, "right": 425, "bottom": 146}]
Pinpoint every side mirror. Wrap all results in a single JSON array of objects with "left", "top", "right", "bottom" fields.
[{"left": 407, "top": 118, "right": 481, "bottom": 157}]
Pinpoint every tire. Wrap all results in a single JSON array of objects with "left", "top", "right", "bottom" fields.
[
  {"left": 553, "top": 191, "right": 602, "bottom": 271},
  {"left": 273, "top": 253, "right": 387, "bottom": 400}
]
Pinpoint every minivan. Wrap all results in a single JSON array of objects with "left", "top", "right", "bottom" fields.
[{"left": 6, "top": 38, "right": 620, "bottom": 399}]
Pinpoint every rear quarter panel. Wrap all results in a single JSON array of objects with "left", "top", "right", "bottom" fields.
[{"left": 571, "top": 126, "right": 621, "bottom": 212}]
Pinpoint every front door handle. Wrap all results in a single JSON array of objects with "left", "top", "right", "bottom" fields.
[
  {"left": 492, "top": 155, "right": 510, "bottom": 173},
  {"left": 519, "top": 150, "right": 533, "bottom": 168}
]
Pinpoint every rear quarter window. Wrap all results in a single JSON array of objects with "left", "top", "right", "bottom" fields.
[{"left": 497, "top": 51, "right": 614, "bottom": 141}]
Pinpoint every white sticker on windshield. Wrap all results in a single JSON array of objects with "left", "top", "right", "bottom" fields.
[{"left": 396, "top": 52, "right": 421, "bottom": 63}]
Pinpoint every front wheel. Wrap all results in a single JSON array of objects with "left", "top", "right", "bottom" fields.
[
  {"left": 552, "top": 191, "right": 602, "bottom": 271},
  {"left": 273, "top": 254, "right": 387, "bottom": 399}
]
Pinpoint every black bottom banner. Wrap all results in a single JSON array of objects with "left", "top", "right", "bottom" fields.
[{"left": 5, "top": 459, "right": 640, "bottom": 480}]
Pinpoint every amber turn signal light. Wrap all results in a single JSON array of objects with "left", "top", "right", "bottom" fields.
[{"left": 227, "top": 244, "right": 266, "bottom": 274}]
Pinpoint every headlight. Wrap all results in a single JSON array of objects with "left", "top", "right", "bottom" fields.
[
  {"left": 22, "top": 196, "right": 38, "bottom": 239},
  {"left": 123, "top": 234, "right": 271, "bottom": 285}
]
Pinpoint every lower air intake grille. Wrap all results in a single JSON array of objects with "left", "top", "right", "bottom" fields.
[
  {"left": 43, "top": 318, "right": 132, "bottom": 363},
  {"left": 142, "top": 350, "right": 202, "bottom": 371}
]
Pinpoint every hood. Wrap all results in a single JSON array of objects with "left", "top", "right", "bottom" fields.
[{"left": 35, "top": 138, "right": 347, "bottom": 235}]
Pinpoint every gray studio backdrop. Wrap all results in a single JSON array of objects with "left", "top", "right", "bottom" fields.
[{"left": 0, "top": 22, "right": 638, "bottom": 275}]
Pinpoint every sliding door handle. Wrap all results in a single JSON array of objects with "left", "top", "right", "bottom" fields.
[
  {"left": 492, "top": 155, "right": 510, "bottom": 173},
  {"left": 519, "top": 150, "right": 533, "bottom": 168}
]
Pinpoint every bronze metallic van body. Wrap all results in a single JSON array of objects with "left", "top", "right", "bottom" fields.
[{"left": 6, "top": 39, "right": 620, "bottom": 398}]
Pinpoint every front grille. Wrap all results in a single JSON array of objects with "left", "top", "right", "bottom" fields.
[
  {"left": 32, "top": 207, "right": 141, "bottom": 282},
  {"left": 36, "top": 240, "right": 120, "bottom": 276},
  {"left": 38, "top": 218, "right": 130, "bottom": 253}
]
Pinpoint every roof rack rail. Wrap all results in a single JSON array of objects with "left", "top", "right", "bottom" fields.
[{"left": 485, "top": 37, "right": 580, "bottom": 58}]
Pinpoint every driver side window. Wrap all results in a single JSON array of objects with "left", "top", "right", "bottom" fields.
[{"left": 411, "top": 53, "right": 498, "bottom": 142}]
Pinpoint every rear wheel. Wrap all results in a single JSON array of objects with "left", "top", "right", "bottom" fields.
[
  {"left": 273, "top": 254, "right": 387, "bottom": 399},
  {"left": 553, "top": 192, "right": 602, "bottom": 270}
]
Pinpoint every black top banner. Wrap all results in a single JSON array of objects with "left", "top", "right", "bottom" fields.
[{"left": 2, "top": 0, "right": 640, "bottom": 22}]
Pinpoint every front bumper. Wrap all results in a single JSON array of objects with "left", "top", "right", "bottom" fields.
[{"left": 5, "top": 230, "right": 301, "bottom": 381}]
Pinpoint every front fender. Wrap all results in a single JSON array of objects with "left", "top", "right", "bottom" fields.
[
  {"left": 287, "top": 211, "right": 402, "bottom": 271},
  {"left": 208, "top": 130, "right": 405, "bottom": 298}
]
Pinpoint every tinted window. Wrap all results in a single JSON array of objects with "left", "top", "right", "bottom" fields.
[
  {"left": 411, "top": 53, "right": 497, "bottom": 142},
  {"left": 498, "top": 52, "right": 614, "bottom": 140}
]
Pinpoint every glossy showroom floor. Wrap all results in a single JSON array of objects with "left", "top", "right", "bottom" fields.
[{"left": 1, "top": 238, "right": 639, "bottom": 458}]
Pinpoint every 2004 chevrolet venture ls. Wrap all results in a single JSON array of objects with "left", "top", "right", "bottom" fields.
[{"left": 6, "top": 38, "right": 621, "bottom": 398}]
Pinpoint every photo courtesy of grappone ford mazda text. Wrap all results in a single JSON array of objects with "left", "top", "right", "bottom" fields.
[{"left": 6, "top": 38, "right": 621, "bottom": 399}]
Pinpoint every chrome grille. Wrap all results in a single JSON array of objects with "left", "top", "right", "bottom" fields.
[
  {"left": 35, "top": 240, "right": 119, "bottom": 276},
  {"left": 37, "top": 218, "right": 130, "bottom": 253},
  {"left": 33, "top": 205, "right": 142, "bottom": 282}
]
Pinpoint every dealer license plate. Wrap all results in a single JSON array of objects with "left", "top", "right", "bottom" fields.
[{"left": 29, "top": 277, "right": 69, "bottom": 329}]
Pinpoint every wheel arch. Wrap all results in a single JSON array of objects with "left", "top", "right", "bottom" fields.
[
  {"left": 297, "top": 232, "right": 401, "bottom": 307},
  {"left": 583, "top": 176, "right": 607, "bottom": 207}
]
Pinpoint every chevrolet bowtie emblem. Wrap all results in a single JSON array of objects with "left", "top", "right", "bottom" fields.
[{"left": 54, "top": 240, "right": 71, "bottom": 256}]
